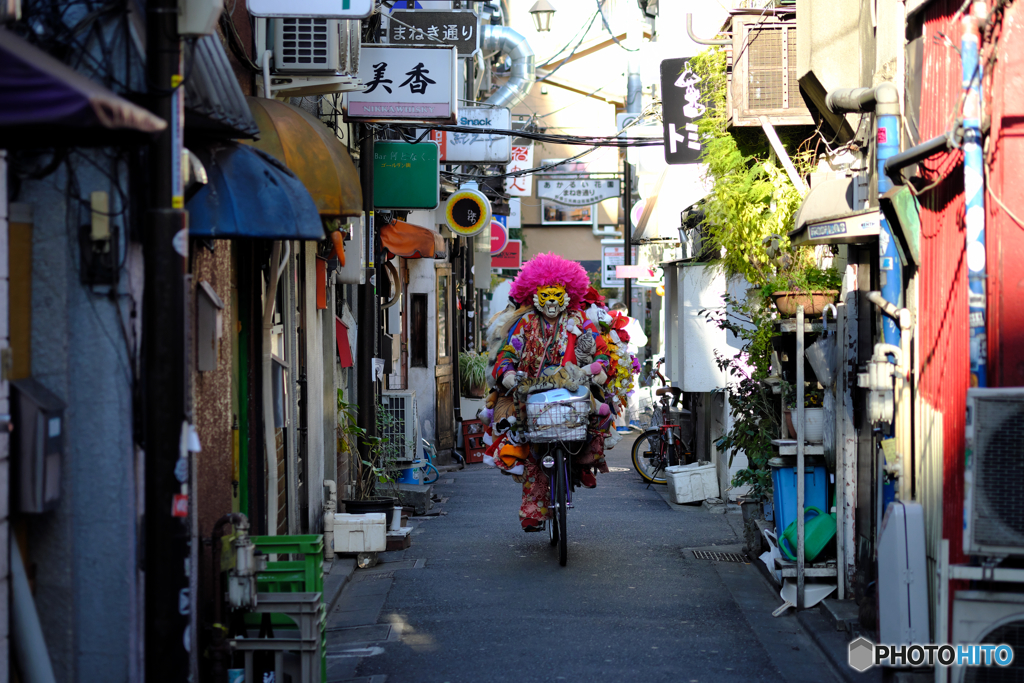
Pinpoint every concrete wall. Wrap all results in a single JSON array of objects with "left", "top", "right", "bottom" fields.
[
  {"left": 407, "top": 258, "right": 438, "bottom": 447},
  {"left": 23, "top": 157, "right": 139, "bottom": 683},
  {"left": 521, "top": 226, "right": 603, "bottom": 263}
]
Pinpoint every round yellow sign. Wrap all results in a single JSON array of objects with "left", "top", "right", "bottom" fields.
[{"left": 445, "top": 188, "right": 491, "bottom": 237}]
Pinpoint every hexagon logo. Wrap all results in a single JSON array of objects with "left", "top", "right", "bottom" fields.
[{"left": 848, "top": 637, "right": 876, "bottom": 672}]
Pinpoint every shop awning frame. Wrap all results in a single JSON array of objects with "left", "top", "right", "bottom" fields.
[{"left": 0, "top": 28, "right": 166, "bottom": 148}]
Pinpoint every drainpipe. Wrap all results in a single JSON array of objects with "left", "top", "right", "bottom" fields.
[
  {"left": 827, "top": 83, "right": 903, "bottom": 352},
  {"left": 262, "top": 241, "right": 286, "bottom": 536},
  {"left": 481, "top": 24, "right": 536, "bottom": 108},
  {"left": 963, "top": 2, "right": 987, "bottom": 387},
  {"left": 12, "top": 542, "right": 56, "bottom": 683}
]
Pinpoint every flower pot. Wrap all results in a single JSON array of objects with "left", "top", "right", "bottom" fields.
[
  {"left": 784, "top": 407, "right": 825, "bottom": 444},
  {"left": 464, "top": 383, "right": 487, "bottom": 399},
  {"left": 342, "top": 496, "right": 398, "bottom": 528},
  {"left": 770, "top": 290, "right": 839, "bottom": 317},
  {"left": 740, "top": 499, "right": 761, "bottom": 524}
]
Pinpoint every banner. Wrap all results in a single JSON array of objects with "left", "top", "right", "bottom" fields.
[{"left": 504, "top": 144, "right": 534, "bottom": 197}]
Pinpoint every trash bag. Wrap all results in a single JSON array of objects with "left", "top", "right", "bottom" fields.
[{"left": 806, "top": 305, "right": 838, "bottom": 387}]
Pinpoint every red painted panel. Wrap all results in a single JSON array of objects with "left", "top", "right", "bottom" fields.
[
  {"left": 918, "top": 1, "right": 969, "bottom": 565},
  {"left": 986, "top": 2, "right": 1024, "bottom": 387}
]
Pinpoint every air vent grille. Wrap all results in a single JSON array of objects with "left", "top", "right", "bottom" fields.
[
  {"left": 964, "top": 619, "right": 1024, "bottom": 683},
  {"left": 280, "top": 18, "right": 330, "bottom": 66},
  {"left": 970, "top": 395, "right": 1024, "bottom": 553}
]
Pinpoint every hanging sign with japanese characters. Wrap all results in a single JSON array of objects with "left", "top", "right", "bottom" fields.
[
  {"left": 247, "top": 0, "right": 374, "bottom": 18},
  {"left": 504, "top": 143, "right": 534, "bottom": 197},
  {"left": 345, "top": 45, "right": 457, "bottom": 123},
  {"left": 426, "top": 107, "right": 511, "bottom": 163},
  {"left": 537, "top": 176, "right": 621, "bottom": 206},
  {"left": 385, "top": 10, "right": 480, "bottom": 57},
  {"left": 372, "top": 141, "right": 441, "bottom": 210},
  {"left": 491, "top": 240, "right": 522, "bottom": 269},
  {"left": 660, "top": 57, "right": 705, "bottom": 165}
]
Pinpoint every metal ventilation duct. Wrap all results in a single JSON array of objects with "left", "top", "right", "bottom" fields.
[{"left": 481, "top": 24, "right": 536, "bottom": 109}]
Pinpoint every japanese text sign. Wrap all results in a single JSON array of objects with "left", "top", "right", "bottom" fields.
[
  {"left": 660, "top": 57, "right": 705, "bottom": 165},
  {"left": 491, "top": 240, "right": 522, "bottom": 269},
  {"left": 386, "top": 10, "right": 479, "bottom": 57},
  {"left": 504, "top": 143, "right": 534, "bottom": 197},
  {"left": 425, "top": 107, "right": 511, "bottom": 163},
  {"left": 601, "top": 244, "right": 637, "bottom": 288},
  {"left": 537, "top": 176, "right": 620, "bottom": 206},
  {"left": 247, "top": 0, "right": 373, "bottom": 18},
  {"left": 346, "top": 45, "right": 457, "bottom": 122},
  {"left": 372, "top": 141, "right": 441, "bottom": 209}
]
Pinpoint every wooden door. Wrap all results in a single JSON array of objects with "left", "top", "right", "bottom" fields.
[{"left": 434, "top": 265, "right": 455, "bottom": 450}]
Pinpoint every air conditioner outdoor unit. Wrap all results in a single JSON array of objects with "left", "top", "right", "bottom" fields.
[
  {"left": 964, "top": 387, "right": 1024, "bottom": 557},
  {"left": 728, "top": 16, "right": 813, "bottom": 127},
  {"left": 381, "top": 391, "right": 418, "bottom": 463},
  {"left": 265, "top": 17, "right": 362, "bottom": 96},
  {"left": 950, "top": 591, "right": 1024, "bottom": 683}
]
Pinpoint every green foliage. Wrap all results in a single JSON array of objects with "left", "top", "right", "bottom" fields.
[
  {"left": 587, "top": 271, "right": 616, "bottom": 302},
  {"left": 760, "top": 266, "right": 842, "bottom": 297},
  {"left": 337, "top": 390, "right": 405, "bottom": 501},
  {"left": 688, "top": 49, "right": 816, "bottom": 287},
  {"left": 458, "top": 351, "right": 488, "bottom": 395}
]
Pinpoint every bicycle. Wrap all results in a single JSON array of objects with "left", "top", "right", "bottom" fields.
[
  {"left": 630, "top": 386, "right": 693, "bottom": 486},
  {"left": 640, "top": 356, "right": 668, "bottom": 388},
  {"left": 419, "top": 439, "right": 441, "bottom": 485}
]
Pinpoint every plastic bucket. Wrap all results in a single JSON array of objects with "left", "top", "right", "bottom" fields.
[
  {"left": 780, "top": 507, "right": 836, "bottom": 562},
  {"left": 396, "top": 462, "right": 422, "bottom": 484}
]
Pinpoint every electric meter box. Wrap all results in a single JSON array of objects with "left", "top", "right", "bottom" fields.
[{"left": 12, "top": 378, "right": 65, "bottom": 513}]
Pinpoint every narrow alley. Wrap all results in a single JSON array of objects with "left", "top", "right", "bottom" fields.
[{"left": 324, "top": 439, "right": 857, "bottom": 683}]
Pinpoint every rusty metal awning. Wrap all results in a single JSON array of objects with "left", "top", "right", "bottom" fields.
[{"left": 243, "top": 97, "right": 362, "bottom": 217}]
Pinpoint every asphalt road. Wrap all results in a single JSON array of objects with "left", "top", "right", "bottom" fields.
[{"left": 332, "top": 436, "right": 843, "bottom": 683}]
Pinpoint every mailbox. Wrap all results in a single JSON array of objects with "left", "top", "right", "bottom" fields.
[{"left": 12, "top": 378, "right": 65, "bottom": 513}]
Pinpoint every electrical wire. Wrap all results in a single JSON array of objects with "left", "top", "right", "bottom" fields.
[
  {"left": 397, "top": 123, "right": 662, "bottom": 147},
  {"left": 537, "top": 11, "right": 600, "bottom": 67},
  {"left": 537, "top": 11, "right": 600, "bottom": 83},
  {"left": 595, "top": 0, "right": 637, "bottom": 52}
]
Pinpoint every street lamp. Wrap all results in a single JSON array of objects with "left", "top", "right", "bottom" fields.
[{"left": 529, "top": 0, "right": 556, "bottom": 32}]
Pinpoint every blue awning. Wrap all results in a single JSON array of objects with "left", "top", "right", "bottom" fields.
[{"left": 187, "top": 143, "right": 325, "bottom": 240}]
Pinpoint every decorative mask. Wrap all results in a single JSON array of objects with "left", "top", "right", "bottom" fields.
[{"left": 533, "top": 285, "right": 568, "bottom": 319}]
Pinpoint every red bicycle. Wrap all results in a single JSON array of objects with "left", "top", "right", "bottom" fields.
[{"left": 630, "top": 387, "right": 693, "bottom": 485}]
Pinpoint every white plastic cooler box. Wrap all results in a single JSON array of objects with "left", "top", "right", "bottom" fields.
[
  {"left": 665, "top": 463, "right": 719, "bottom": 504},
  {"left": 328, "top": 512, "right": 387, "bottom": 553}
]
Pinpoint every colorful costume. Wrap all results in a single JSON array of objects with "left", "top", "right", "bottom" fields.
[{"left": 480, "top": 254, "right": 618, "bottom": 531}]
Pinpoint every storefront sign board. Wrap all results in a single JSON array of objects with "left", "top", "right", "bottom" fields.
[
  {"left": 491, "top": 239, "right": 522, "bottom": 269},
  {"left": 426, "top": 107, "right": 511, "bottom": 163},
  {"left": 346, "top": 45, "right": 457, "bottom": 123},
  {"left": 372, "top": 141, "right": 440, "bottom": 209},
  {"left": 385, "top": 10, "right": 479, "bottom": 57}
]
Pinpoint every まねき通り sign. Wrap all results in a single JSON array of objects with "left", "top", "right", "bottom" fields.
[
  {"left": 346, "top": 45, "right": 457, "bottom": 122},
  {"left": 386, "top": 10, "right": 479, "bottom": 57}
]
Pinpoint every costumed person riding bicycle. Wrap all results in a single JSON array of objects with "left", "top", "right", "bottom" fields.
[{"left": 480, "top": 253, "right": 615, "bottom": 531}]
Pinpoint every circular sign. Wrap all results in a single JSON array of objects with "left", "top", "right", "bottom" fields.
[
  {"left": 445, "top": 188, "right": 491, "bottom": 236},
  {"left": 490, "top": 220, "right": 508, "bottom": 255}
]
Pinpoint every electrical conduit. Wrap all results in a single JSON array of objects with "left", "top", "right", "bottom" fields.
[{"left": 963, "top": 1, "right": 987, "bottom": 387}]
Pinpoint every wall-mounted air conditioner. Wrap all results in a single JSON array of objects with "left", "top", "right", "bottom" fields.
[
  {"left": 950, "top": 591, "right": 1024, "bottom": 683},
  {"left": 728, "top": 16, "right": 813, "bottom": 127},
  {"left": 381, "top": 391, "right": 418, "bottom": 463},
  {"left": 256, "top": 17, "right": 362, "bottom": 96},
  {"left": 964, "top": 387, "right": 1024, "bottom": 557}
]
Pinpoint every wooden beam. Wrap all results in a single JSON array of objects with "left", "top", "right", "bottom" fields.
[
  {"left": 536, "top": 30, "right": 652, "bottom": 69},
  {"left": 538, "top": 75, "right": 625, "bottom": 106}
]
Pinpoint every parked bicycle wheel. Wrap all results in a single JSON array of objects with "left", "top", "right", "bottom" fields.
[
  {"left": 554, "top": 449, "right": 568, "bottom": 566},
  {"left": 631, "top": 430, "right": 669, "bottom": 485}
]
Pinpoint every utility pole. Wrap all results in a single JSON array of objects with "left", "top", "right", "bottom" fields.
[
  {"left": 143, "top": 0, "right": 190, "bottom": 678},
  {"left": 357, "top": 126, "right": 378, "bottom": 477},
  {"left": 623, "top": 161, "right": 632, "bottom": 316}
]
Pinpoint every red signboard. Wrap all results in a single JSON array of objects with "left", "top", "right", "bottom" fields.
[
  {"left": 490, "top": 220, "right": 508, "bottom": 255},
  {"left": 491, "top": 239, "right": 522, "bottom": 269}
]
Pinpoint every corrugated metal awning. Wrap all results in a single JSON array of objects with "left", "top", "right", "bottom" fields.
[{"left": 185, "top": 35, "right": 259, "bottom": 139}]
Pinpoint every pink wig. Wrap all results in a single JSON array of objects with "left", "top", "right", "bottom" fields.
[{"left": 509, "top": 252, "right": 591, "bottom": 311}]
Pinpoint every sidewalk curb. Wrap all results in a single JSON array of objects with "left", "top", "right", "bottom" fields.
[{"left": 324, "top": 556, "right": 357, "bottom": 614}]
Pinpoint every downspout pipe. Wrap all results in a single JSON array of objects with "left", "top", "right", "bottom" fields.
[
  {"left": 883, "top": 133, "right": 954, "bottom": 187},
  {"left": 963, "top": 2, "right": 987, "bottom": 387},
  {"left": 12, "top": 541, "right": 57, "bottom": 683},
  {"left": 262, "top": 241, "right": 285, "bottom": 536},
  {"left": 827, "top": 83, "right": 904, "bottom": 353},
  {"left": 482, "top": 24, "right": 536, "bottom": 109}
]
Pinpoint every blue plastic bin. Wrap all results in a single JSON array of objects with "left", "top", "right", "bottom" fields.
[
  {"left": 771, "top": 461, "right": 828, "bottom": 539},
  {"left": 397, "top": 462, "right": 421, "bottom": 484}
]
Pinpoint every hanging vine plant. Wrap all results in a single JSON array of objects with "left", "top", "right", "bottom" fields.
[{"left": 688, "top": 48, "right": 817, "bottom": 287}]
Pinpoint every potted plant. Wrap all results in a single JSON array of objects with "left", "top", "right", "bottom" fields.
[
  {"left": 337, "top": 390, "right": 402, "bottom": 526},
  {"left": 761, "top": 266, "right": 841, "bottom": 317},
  {"left": 458, "top": 351, "right": 489, "bottom": 398},
  {"left": 782, "top": 384, "right": 826, "bottom": 443}
]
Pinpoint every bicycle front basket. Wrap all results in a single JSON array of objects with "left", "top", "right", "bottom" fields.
[{"left": 524, "top": 388, "right": 590, "bottom": 442}]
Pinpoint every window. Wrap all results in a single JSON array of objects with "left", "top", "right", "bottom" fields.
[{"left": 410, "top": 293, "right": 427, "bottom": 367}]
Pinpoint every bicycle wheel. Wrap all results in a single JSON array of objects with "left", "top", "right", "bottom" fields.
[
  {"left": 421, "top": 461, "right": 440, "bottom": 485},
  {"left": 631, "top": 430, "right": 668, "bottom": 485},
  {"left": 555, "top": 449, "right": 568, "bottom": 566}
]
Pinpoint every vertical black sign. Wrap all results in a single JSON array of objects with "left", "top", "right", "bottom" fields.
[{"left": 660, "top": 57, "right": 706, "bottom": 165}]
